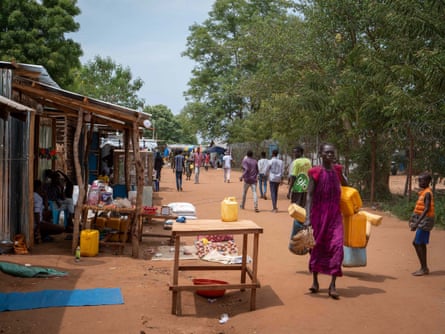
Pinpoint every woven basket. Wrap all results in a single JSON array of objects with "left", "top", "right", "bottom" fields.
[{"left": 289, "top": 227, "right": 315, "bottom": 254}]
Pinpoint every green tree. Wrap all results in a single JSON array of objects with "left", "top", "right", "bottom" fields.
[
  {"left": 183, "top": 0, "right": 445, "bottom": 204},
  {"left": 233, "top": 14, "right": 315, "bottom": 146},
  {"left": 144, "top": 105, "right": 194, "bottom": 145},
  {"left": 182, "top": 0, "right": 294, "bottom": 141},
  {"left": 0, "top": 0, "right": 83, "bottom": 87},
  {"left": 294, "top": 0, "right": 445, "bottom": 201},
  {"left": 70, "top": 56, "right": 145, "bottom": 110}
]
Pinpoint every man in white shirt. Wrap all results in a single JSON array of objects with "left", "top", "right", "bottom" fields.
[
  {"left": 267, "top": 149, "right": 284, "bottom": 213},
  {"left": 257, "top": 151, "right": 269, "bottom": 199},
  {"left": 222, "top": 151, "right": 233, "bottom": 182}
]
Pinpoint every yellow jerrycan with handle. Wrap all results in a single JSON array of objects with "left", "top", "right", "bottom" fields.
[
  {"left": 221, "top": 197, "right": 239, "bottom": 222},
  {"left": 80, "top": 229, "right": 99, "bottom": 257}
]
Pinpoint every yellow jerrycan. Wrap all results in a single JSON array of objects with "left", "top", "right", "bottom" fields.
[
  {"left": 80, "top": 229, "right": 99, "bottom": 257},
  {"left": 342, "top": 213, "right": 367, "bottom": 248},
  {"left": 221, "top": 197, "right": 239, "bottom": 222},
  {"left": 288, "top": 203, "right": 306, "bottom": 222}
]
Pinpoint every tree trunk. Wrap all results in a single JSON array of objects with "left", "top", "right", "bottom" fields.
[
  {"left": 130, "top": 124, "right": 144, "bottom": 258},
  {"left": 370, "top": 135, "right": 376, "bottom": 204},
  {"left": 406, "top": 127, "right": 414, "bottom": 201},
  {"left": 72, "top": 109, "right": 85, "bottom": 253}
]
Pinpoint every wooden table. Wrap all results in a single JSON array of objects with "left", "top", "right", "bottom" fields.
[
  {"left": 83, "top": 205, "right": 135, "bottom": 254},
  {"left": 169, "top": 219, "right": 263, "bottom": 315},
  {"left": 138, "top": 213, "right": 178, "bottom": 241}
]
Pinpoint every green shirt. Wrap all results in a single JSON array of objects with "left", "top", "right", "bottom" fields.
[{"left": 291, "top": 157, "right": 311, "bottom": 193}]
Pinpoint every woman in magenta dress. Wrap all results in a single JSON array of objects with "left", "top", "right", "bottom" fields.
[{"left": 304, "top": 143, "right": 348, "bottom": 299}]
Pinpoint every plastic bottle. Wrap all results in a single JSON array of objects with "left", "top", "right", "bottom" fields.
[{"left": 75, "top": 245, "right": 81, "bottom": 262}]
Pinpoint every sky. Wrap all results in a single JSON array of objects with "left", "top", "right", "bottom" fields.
[{"left": 70, "top": 0, "right": 215, "bottom": 114}]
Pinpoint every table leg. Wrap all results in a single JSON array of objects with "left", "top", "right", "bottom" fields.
[
  {"left": 171, "top": 234, "right": 181, "bottom": 314},
  {"left": 250, "top": 232, "right": 260, "bottom": 310},
  {"left": 240, "top": 234, "right": 248, "bottom": 285}
]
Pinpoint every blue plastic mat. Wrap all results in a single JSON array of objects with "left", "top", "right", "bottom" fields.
[{"left": 0, "top": 288, "right": 124, "bottom": 311}]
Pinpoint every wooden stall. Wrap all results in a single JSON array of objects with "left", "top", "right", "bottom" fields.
[{"left": 0, "top": 61, "right": 152, "bottom": 258}]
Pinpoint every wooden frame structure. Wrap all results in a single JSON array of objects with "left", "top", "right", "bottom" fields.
[{"left": 1, "top": 62, "right": 151, "bottom": 258}]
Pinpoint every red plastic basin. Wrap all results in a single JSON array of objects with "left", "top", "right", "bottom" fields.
[{"left": 192, "top": 278, "right": 228, "bottom": 298}]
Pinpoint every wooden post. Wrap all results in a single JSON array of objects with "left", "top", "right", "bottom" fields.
[
  {"left": 28, "top": 109, "right": 36, "bottom": 247},
  {"left": 72, "top": 109, "right": 86, "bottom": 253},
  {"left": 130, "top": 123, "right": 144, "bottom": 258},
  {"left": 83, "top": 120, "right": 95, "bottom": 229},
  {"left": 124, "top": 128, "right": 131, "bottom": 195}
]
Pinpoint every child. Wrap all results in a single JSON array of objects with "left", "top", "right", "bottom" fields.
[
  {"left": 185, "top": 155, "right": 193, "bottom": 181},
  {"left": 409, "top": 172, "right": 435, "bottom": 276}
]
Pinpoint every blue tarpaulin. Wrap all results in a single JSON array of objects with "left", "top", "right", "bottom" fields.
[{"left": 0, "top": 288, "right": 124, "bottom": 312}]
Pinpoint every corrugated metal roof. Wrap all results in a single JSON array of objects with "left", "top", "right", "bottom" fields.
[
  {"left": 0, "top": 61, "right": 151, "bottom": 129},
  {"left": 0, "top": 61, "right": 59, "bottom": 87},
  {"left": 0, "top": 95, "right": 34, "bottom": 112}
]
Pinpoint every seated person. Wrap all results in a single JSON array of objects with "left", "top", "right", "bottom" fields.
[{"left": 34, "top": 180, "right": 65, "bottom": 242}]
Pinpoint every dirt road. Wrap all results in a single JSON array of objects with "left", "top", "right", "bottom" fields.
[{"left": 0, "top": 167, "right": 444, "bottom": 334}]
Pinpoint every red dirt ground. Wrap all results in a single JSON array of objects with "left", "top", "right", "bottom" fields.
[{"left": 0, "top": 169, "right": 444, "bottom": 334}]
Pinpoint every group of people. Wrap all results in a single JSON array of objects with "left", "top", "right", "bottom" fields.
[
  {"left": 31, "top": 143, "right": 435, "bottom": 302},
  {"left": 237, "top": 143, "right": 344, "bottom": 298},
  {"left": 172, "top": 147, "right": 207, "bottom": 191},
  {"left": 312, "top": 144, "right": 436, "bottom": 298},
  {"left": 239, "top": 146, "right": 312, "bottom": 214},
  {"left": 240, "top": 143, "right": 435, "bottom": 300},
  {"left": 33, "top": 169, "right": 74, "bottom": 243}
]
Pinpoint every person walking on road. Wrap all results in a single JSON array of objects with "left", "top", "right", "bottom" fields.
[
  {"left": 193, "top": 147, "right": 204, "bottom": 184},
  {"left": 239, "top": 150, "right": 259, "bottom": 213},
  {"left": 287, "top": 145, "right": 312, "bottom": 207},
  {"left": 258, "top": 151, "right": 269, "bottom": 200},
  {"left": 174, "top": 150, "right": 185, "bottom": 191},
  {"left": 222, "top": 150, "right": 233, "bottom": 183},
  {"left": 266, "top": 149, "right": 283, "bottom": 213},
  {"left": 304, "top": 143, "right": 348, "bottom": 299}
]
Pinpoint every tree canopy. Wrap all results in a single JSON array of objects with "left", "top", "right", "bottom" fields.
[
  {"left": 69, "top": 55, "right": 145, "bottom": 110},
  {"left": 144, "top": 105, "right": 197, "bottom": 145},
  {"left": 0, "top": 0, "right": 83, "bottom": 87},
  {"left": 182, "top": 0, "right": 295, "bottom": 142},
  {"left": 182, "top": 0, "right": 445, "bottom": 201}
]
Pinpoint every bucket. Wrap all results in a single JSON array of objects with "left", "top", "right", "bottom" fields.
[
  {"left": 288, "top": 204, "right": 306, "bottom": 222},
  {"left": 80, "top": 229, "right": 99, "bottom": 257},
  {"left": 221, "top": 197, "right": 238, "bottom": 222},
  {"left": 343, "top": 246, "right": 367, "bottom": 267}
]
